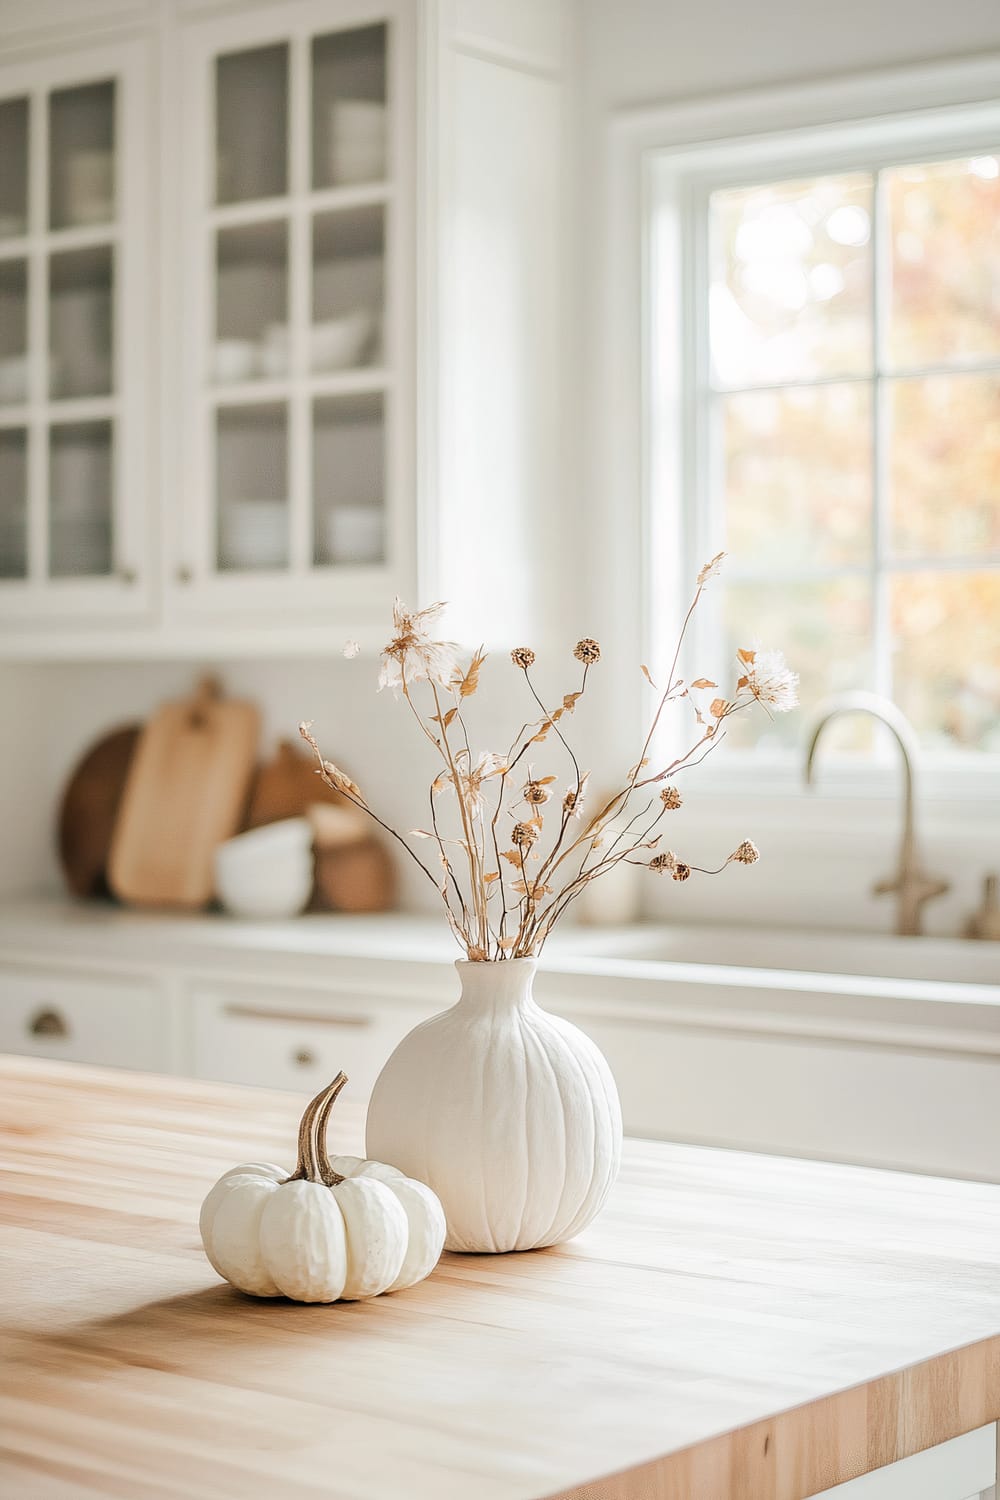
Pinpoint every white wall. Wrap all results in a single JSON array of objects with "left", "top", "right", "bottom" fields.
[{"left": 580, "top": 0, "right": 1000, "bottom": 111}]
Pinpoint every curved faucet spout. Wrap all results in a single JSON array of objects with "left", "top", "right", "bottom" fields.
[{"left": 802, "top": 692, "right": 948, "bottom": 937}]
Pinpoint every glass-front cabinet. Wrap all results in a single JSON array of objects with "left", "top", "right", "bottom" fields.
[
  {"left": 0, "top": 41, "right": 150, "bottom": 624},
  {"left": 176, "top": 0, "right": 414, "bottom": 620}
]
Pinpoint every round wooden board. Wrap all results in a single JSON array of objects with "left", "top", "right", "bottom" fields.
[{"left": 58, "top": 725, "right": 141, "bottom": 899}]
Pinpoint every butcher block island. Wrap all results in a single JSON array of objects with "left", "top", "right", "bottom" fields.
[{"left": 1, "top": 1060, "right": 999, "bottom": 1500}]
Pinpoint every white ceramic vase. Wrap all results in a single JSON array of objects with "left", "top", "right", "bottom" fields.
[{"left": 365, "top": 958, "right": 622, "bottom": 1253}]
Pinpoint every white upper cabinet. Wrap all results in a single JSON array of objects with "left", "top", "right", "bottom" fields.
[
  {"left": 0, "top": 39, "right": 153, "bottom": 628},
  {"left": 0, "top": 0, "right": 568, "bottom": 657},
  {"left": 172, "top": 0, "right": 415, "bottom": 630}
]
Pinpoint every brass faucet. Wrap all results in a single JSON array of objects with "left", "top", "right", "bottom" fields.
[{"left": 803, "top": 692, "right": 949, "bottom": 937}]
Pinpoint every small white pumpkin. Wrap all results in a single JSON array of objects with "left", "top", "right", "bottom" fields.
[{"left": 200, "top": 1073, "right": 446, "bottom": 1302}]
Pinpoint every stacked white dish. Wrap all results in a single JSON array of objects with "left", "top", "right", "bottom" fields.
[
  {"left": 211, "top": 304, "right": 376, "bottom": 384},
  {"left": 219, "top": 497, "right": 287, "bottom": 570},
  {"left": 328, "top": 99, "right": 386, "bottom": 185},
  {"left": 212, "top": 339, "right": 257, "bottom": 384},
  {"left": 257, "top": 323, "right": 289, "bottom": 379},
  {"left": 323, "top": 505, "right": 384, "bottom": 565},
  {"left": 310, "top": 307, "right": 374, "bottom": 371},
  {"left": 214, "top": 817, "right": 314, "bottom": 919},
  {"left": 64, "top": 150, "right": 114, "bottom": 226}
]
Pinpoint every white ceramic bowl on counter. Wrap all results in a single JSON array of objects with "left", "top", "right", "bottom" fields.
[{"left": 214, "top": 817, "right": 314, "bottom": 919}]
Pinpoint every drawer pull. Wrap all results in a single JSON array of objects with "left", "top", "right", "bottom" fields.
[
  {"left": 293, "top": 1048, "right": 317, "bottom": 1068},
  {"left": 29, "top": 1008, "right": 69, "bottom": 1040},
  {"left": 224, "top": 1005, "right": 372, "bottom": 1028}
]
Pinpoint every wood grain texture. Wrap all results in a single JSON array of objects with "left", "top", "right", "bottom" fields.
[{"left": 1, "top": 1056, "right": 999, "bottom": 1500}]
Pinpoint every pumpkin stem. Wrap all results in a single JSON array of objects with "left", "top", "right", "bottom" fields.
[
  {"left": 311, "top": 1071, "right": 349, "bottom": 1186},
  {"left": 285, "top": 1081, "right": 339, "bottom": 1182}
]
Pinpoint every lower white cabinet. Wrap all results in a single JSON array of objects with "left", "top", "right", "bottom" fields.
[
  {"left": 191, "top": 980, "right": 423, "bottom": 1103},
  {"left": 0, "top": 966, "right": 167, "bottom": 1071},
  {"left": 813, "top": 1423, "right": 996, "bottom": 1499}
]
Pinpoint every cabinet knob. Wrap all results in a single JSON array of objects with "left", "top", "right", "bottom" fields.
[
  {"left": 118, "top": 566, "right": 137, "bottom": 585},
  {"left": 293, "top": 1047, "right": 316, "bottom": 1069},
  {"left": 29, "top": 1008, "right": 68, "bottom": 1039},
  {"left": 175, "top": 565, "right": 193, "bottom": 585}
]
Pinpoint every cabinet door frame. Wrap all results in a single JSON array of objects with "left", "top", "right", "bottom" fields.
[
  {"left": 0, "top": 36, "right": 154, "bottom": 627},
  {"left": 171, "top": 0, "right": 416, "bottom": 629}
]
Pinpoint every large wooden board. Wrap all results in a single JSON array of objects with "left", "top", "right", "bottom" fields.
[
  {"left": 1, "top": 1057, "right": 999, "bottom": 1499},
  {"left": 108, "top": 678, "right": 259, "bottom": 909}
]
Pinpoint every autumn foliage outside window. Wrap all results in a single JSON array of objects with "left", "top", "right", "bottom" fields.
[{"left": 707, "top": 153, "right": 1000, "bottom": 754}]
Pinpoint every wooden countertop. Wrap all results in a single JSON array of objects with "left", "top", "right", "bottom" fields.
[{"left": 1, "top": 1057, "right": 999, "bottom": 1500}]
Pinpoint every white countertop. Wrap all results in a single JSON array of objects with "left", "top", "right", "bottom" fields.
[{"left": 0, "top": 896, "right": 997, "bottom": 1050}]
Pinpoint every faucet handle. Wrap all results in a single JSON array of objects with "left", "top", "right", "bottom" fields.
[{"left": 872, "top": 870, "right": 950, "bottom": 936}]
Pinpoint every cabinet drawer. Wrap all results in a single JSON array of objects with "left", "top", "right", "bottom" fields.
[
  {"left": 191, "top": 984, "right": 418, "bottom": 1102},
  {"left": 0, "top": 967, "right": 165, "bottom": 1071}
]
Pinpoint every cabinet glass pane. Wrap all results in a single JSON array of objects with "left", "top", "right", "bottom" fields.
[
  {"left": 49, "top": 81, "right": 115, "bottom": 230},
  {"left": 216, "top": 403, "right": 288, "bottom": 570},
  {"left": 49, "top": 419, "right": 113, "bottom": 577},
  {"left": 214, "top": 220, "right": 288, "bottom": 383},
  {"left": 0, "top": 259, "right": 28, "bottom": 405},
  {"left": 216, "top": 45, "right": 288, "bottom": 205},
  {"left": 0, "top": 428, "right": 28, "bottom": 577},
  {"left": 312, "top": 393, "right": 384, "bottom": 566},
  {"left": 49, "top": 246, "right": 114, "bottom": 400},
  {"left": 0, "top": 97, "right": 29, "bottom": 239},
  {"left": 311, "top": 25, "right": 387, "bottom": 191},
  {"left": 311, "top": 206, "right": 382, "bottom": 372}
]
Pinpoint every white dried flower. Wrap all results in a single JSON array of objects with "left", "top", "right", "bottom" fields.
[
  {"left": 697, "top": 551, "right": 726, "bottom": 586},
  {"left": 444, "top": 750, "right": 507, "bottom": 818},
  {"left": 737, "top": 647, "right": 799, "bottom": 713},
  {"left": 379, "top": 598, "right": 461, "bottom": 691},
  {"left": 343, "top": 639, "right": 361, "bottom": 659},
  {"left": 563, "top": 772, "right": 590, "bottom": 819}
]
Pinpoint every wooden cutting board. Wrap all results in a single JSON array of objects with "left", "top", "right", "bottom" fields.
[
  {"left": 245, "top": 738, "right": 348, "bottom": 828},
  {"left": 57, "top": 724, "right": 141, "bottom": 898},
  {"left": 108, "top": 677, "right": 259, "bottom": 909}
]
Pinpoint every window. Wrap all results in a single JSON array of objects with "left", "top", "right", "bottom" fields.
[{"left": 646, "top": 104, "right": 1000, "bottom": 767}]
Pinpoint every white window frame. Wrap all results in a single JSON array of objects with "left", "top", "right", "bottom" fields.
[{"left": 602, "top": 55, "right": 1000, "bottom": 807}]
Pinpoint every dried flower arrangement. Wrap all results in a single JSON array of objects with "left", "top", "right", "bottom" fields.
[{"left": 300, "top": 554, "right": 798, "bottom": 961}]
